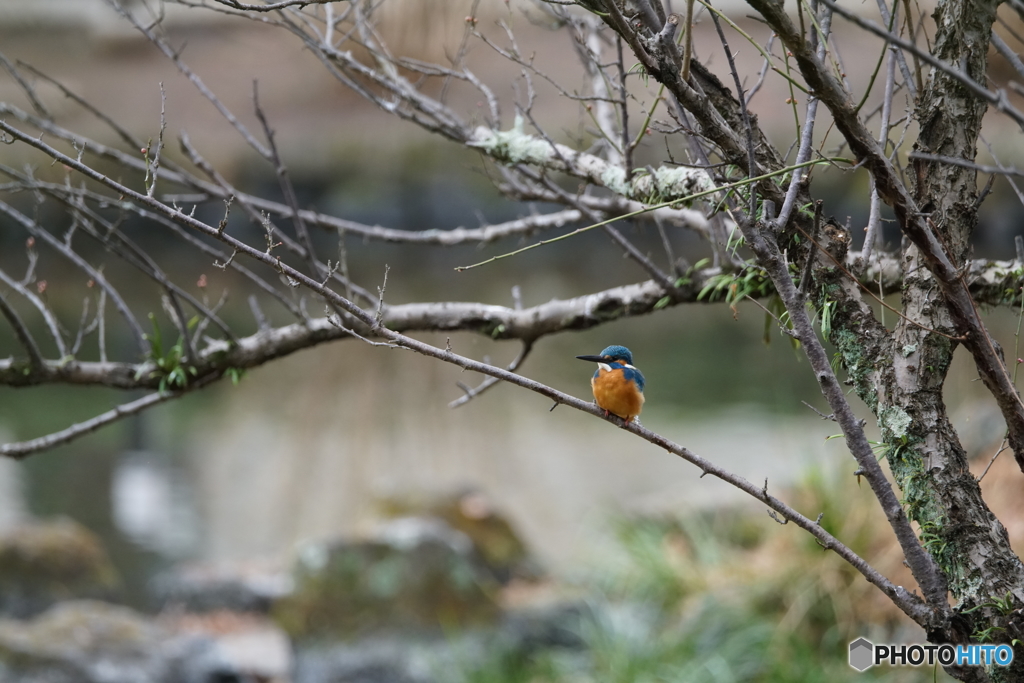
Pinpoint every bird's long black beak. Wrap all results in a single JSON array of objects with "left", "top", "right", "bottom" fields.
[{"left": 575, "top": 355, "right": 606, "bottom": 362}]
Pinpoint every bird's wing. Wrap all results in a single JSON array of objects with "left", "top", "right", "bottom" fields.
[{"left": 624, "top": 367, "right": 645, "bottom": 393}]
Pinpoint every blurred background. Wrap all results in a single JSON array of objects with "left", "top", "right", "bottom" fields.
[{"left": 0, "top": 1, "right": 1022, "bottom": 681}]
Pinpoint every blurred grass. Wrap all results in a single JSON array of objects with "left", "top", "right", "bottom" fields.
[{"left": 455, "top": 464, "right": 953, "bottom": 683}]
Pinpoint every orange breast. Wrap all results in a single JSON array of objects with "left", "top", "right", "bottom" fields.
[{"left": 591, "top": 368, "right": 645, "bottom": 421}]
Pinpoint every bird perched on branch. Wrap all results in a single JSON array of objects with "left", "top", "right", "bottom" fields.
[{"left": 576, "top": 345, "right": 645, "bottom": 424}]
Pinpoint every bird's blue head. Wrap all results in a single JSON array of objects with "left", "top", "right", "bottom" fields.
[
  {"left": 598, "top": 345, "right": 634, "bottom": 365},
  {"left": 576, "top": 345, "right": 636, "bottom": 366}
]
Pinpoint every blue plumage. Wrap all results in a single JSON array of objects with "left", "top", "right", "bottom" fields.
[{"left": 599, "top": 345, "right": 633, "bottom": 364}]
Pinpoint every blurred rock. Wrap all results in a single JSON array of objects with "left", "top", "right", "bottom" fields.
[
  {"left": 378, "top": 491, "right": 542, "bottom": 584},
  {"left": 0, "top": 518, "right": 121, "bottom": 618},
  {"left": 152, "top": 561, "right": 293, "bottom": 614},
  {"left": 291, "top": 600, "right": 587, "bottom": 683},
  {"left": 294, "top": 638, "right": 433, "bottom": 683},
  {"left": 274, "top": 516, "right": 500, "bottom": 640},
  {"left": 161, "top": 610, "right": 292, "bottom": 683},
  {"left": 496, "top": 600, "right": 587, "bottom": 652},
  {"left": 0, "top": 600, "right": 239, "bottom": 683}
]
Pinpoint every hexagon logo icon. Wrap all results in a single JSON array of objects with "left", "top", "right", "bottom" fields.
[{"left": 849, "top": 637, "right": 874, "bottom": 671}]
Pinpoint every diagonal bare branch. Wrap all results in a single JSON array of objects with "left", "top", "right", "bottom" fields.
[{"left": 0, "top": 289, "right": 45, "bottom": 372}]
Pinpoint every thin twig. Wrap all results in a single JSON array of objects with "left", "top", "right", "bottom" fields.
[
  {"left": 252, "top": 82, "right": 323, "bottom": 281},
  {"left": 818, "top": 0, "right": 1024, "bottom": 129},
  {"left": 682, "top": 0, "right": 694, "bottom": 82},
  {"left": 105, "top": 0, "right": 273, "bottom": 159},
  {"left": 977, "top": 437, "right": 1010, "bottom": 483},
  {"left": 775, "top": 2, "right": 832, "bottom": 232},
  {"left": 0, "top": 52, "right": 52, "bottom": 119},
  {"left": 456, "top": 158, "right": 839, "bottom": 271},
  {"left": 0, "top": 291, "right": 45, "bottom": 371},
  {"left": 907, "top": 152, "right": 1024, "bottom": 178},
  {"left": 0, "top": 258, "right": 68, "bottom": 359},
  {"left": 862, "top": 39, "right": 898, "bottom": 263},
  {"left": 450, "top": 340, "right": 534, "bottom": 408},
  {"left": 873, "top": 0, "right": 917, "bottom": 99},
  {"left": 709, "top": 10, "right": 758, "bottom": 217},
  {"left": 213, "top": 0, "right": 331, "bottom": 10},
  {"left": 145, "top": 83, "right": 167, "bottom": 198}
]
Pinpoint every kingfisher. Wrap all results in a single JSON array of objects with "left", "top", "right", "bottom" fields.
[{"left": 576, "top": 345, "right": 645, "bottom": 423}]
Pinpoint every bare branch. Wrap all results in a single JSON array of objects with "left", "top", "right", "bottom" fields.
[
  {"left": 251, "top": 82, "right": 323, "bottom": 281},
  {"left": 0, "top": 259, "right": 68, "bottom": 360},
  {"left": 0, "top": 290, "right": 45, "bottom": 372},
  {"left": 213, "top": 0, "right": 332, "bottom": 10},
  {"left": 907, "top": 151, "right": 1024, "bottom": 178},
  {"left": 816, "top": 0, "right": 1024, "bottom": 129},
  {"left": 0, "top": 52, "right": 52, "bottom": 119},
  {"left": 103, "top": 0, "right": 274, "bottom": 159},
  {"left": 775, "top": 4, "right": 832, "bottom": 232},
  {"left": 862, "top": 40, "right": 898, "bottom": 263},
  {"left": 0, "top": 374, "right": 221, "bottom": 459}
]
